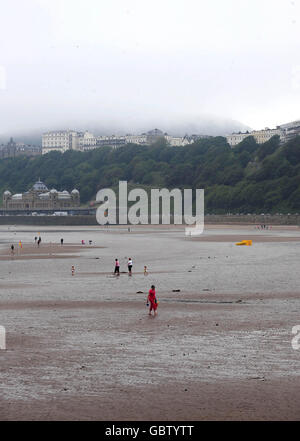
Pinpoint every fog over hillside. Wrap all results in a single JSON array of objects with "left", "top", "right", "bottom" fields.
[
  {"left": 1, "top": 1, "right": 299, "bottom": 144},
  {"left": 0, "top": 115, "right": 251, "bottom": 145}
]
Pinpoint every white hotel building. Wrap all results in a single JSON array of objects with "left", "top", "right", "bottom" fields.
[
  {"left": 226, "top": 120, "right": 300, "bottom": 147},
  {"left": 226, "top": 127, "right": 285, "bottom": 147},
  {"left": 42, "top": 131, "right": 79, "bottom": 154}
]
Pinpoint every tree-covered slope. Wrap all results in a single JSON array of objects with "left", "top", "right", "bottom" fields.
[{"left": 0, "top": 135, "right": 299, "bottom": 213}]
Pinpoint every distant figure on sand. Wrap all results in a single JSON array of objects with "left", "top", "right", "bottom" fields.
[
  {"left": 34, "top": 236, "right": 37, "bottom": 244},
  {"left": 10, "top": 244, "right": 14, "bottom": 255},
  {"left": 37, "top": 237, "right": 41, "bottom": 247},
  {"left": 114, "top": 258, "right": 120, "bottom": 276},
  {"left": 144, "top": 266, "right": 148, "bottom": 276},
  {"left": 61, "top": 238, "right": 64, "bottom": 246},
  {"left": 147, "top": 285, "right": 158, "bottom": 316},
  {"left": 128, "top": 258, "right": 133, "bottom": 275}
]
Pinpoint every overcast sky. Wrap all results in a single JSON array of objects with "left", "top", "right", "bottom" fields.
[{"left": 0, "top": 0, "right": 300, "bottom": 136}]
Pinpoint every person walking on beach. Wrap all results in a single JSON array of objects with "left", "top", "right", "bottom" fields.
[
  {"left": 37, "top": 237, "right": 41, "bottom": 247},
  {"left": 34, "top": 236, "right": 37, "bottom": 244},
  {"left": 147, "top": 285, "right": 158, "bottom": 316},
  {"left": 144, "top": 266, "right": 148, "bottom": 276},
  {"left": 10, "top": 244, "right": 14, "bottom": 255},
  {"left": 114, "top": 258, "right": 120, "bottom": 276},
  {"left": 128, "top": 257, "right": 133, "bottom": 276},
  {"left": 60, "top": 238, "right": 64, "bottom": 246}
]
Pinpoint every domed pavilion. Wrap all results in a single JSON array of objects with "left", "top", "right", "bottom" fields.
[{"left": 3, "top": 180, "right": 80, "bottom": 210}]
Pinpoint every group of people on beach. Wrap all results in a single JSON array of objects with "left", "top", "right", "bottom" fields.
[
  {"left": 255, "top": 224, "right": 271, "bottom": 230},
  {"left": 9, "top": 235, "right": 158, "bottom": 316},
  {"left": 114, "top": 257, "right": 133, "bottom": 275},
  {"left": 34, "top": 236, "right": 42, "bottom": 246},
  {"left": 113, "top": 259, "right": 157, "bottom": 315},
  {"left": 114, "top": 258, "right": 148, "bottom": 276},
  {"left": 81, "top": 239, "right": 93, "bottom": 245}
]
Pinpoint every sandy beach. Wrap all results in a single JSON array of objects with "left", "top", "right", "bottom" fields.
[{"left": 0, "top": 224, "right": 300, "bottom": 420}]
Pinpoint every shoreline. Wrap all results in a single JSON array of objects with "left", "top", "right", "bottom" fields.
[{"left": 0, "top": 213, "right": 299, "bottom": 226}]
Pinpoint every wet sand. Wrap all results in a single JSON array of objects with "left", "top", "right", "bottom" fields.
[
  {"left": 0, "top": 244, "right": 104, "bottom": 261},
  {"left": 0, "top": 224, "right": 300, "bottom": 420}
]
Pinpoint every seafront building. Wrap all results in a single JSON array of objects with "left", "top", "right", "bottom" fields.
[
  {"left": 165, "top": 135, "right": 191, "bottom": 146},
  {"left": 226, "top": 127, "right": 285, "bottom": 147},
  {"left": 279, "top": 120, "right": 300, "bottom": 142},
  {"left": 76, "top": 131, "right": 97, "bottom": 150},
  {"left": 95, "top": 134, "right": 127, "bottom": 149},
  {"left": 3, "top": 180, "right": 80, "bottom": 210},
  {"left": 124, "top": 134, "right": 148, "bottom": 145},
  {"left": 0, "top": 137, "right": 17, "bottom": 157},
  {"left": 41, "top": 118, "right": 300, "bottom": 154},
  {"left": 226, "top": 119, "right": 300, "bottom": 147},
  {"left": 0, "top": 137, "right": 41, "bottom": 158},
  {"left": 41, "top": 129, "right": 194, "bottom": 154},
  {"left": 42, "top": 130, "right": 79, "bottom": 154}
]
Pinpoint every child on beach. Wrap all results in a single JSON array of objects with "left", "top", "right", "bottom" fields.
[
  {"left": 147, "top": 285, "right": 158, "bottom": 316},
  {"left": 114, "top": 258, "right": 120, "bottom": 276}
]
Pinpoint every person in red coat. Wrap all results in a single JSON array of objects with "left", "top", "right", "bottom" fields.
[{"left": 147, "top": 285, "right": 158, "bottom": 316}]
